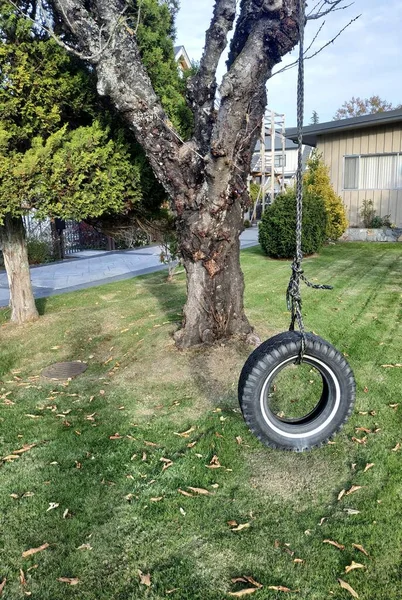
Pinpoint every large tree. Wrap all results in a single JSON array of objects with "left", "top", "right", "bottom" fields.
[
  {"left": 13, "top": 0, "right": 347, "bottom": 346},
  {"left": 334, "top": 96, "right": 402, "bottom": 120},
  {"left": 0, "top": 2, "right": 167, "bottom": 323}
]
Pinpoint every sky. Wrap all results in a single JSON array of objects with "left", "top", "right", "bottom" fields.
[{"left": 176, "top": 0, "right": 402, "bottom": 127}]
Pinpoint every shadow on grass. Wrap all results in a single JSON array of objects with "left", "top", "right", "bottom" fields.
[
  {"left": 36, "top": 296, "right": 48, "bottom": 316},
  {"left": 139, "top": 270, "right": 187, "bottom": 326}
]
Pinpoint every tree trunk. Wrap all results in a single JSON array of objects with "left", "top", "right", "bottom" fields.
[
  {"left": 50, "top": 0, "right": 303, "bottom": 347},
  {"left": 175, "top": 179, "right": 252, "bottom": 348},
  {"left": 0, "top": 215, "right": 39, "bottom": 324}
]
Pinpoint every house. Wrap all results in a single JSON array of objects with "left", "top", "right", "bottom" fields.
[
  {"left": 251, "top": 134, "right": 312, "bottom": 191},
  {"left": 174, "top": 45, "right": 192, "bottom": 74},
  {"left": 286, "top": 109, "right": 402, "bottom": 227}
]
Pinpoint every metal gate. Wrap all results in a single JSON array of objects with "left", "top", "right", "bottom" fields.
[{"left": 63, "top": 221, "right": 115, "bottom": 255}]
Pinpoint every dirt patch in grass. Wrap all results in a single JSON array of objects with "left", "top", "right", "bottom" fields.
[
  {"left": 183, "top": 340, "right": 251, "bottom": 406},
  {"left": 248, "top": 449, "right": 350, "bottom": 505}
]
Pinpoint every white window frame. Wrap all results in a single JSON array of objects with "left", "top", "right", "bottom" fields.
[{"left": 343, "top": 153, "right": 402, "bottom": 191}]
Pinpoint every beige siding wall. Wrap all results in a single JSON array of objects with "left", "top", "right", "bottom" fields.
[{"left": 317, "top": 125, "right": 402, "bottom": 227}]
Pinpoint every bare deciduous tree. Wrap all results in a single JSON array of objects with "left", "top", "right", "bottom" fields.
[{"left": 15, "top": 0, "right": 350, "bottom": 346}]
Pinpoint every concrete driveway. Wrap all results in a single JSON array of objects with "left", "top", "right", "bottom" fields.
[{"left": 0, "top": 226, "right": 259, "bottom": 307}]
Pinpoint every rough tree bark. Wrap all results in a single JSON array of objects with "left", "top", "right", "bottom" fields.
[
  {"left": 0, "top": 215, "right": 39, "bottom": 324},
  {"left": 50, "top": 0, "right": 302, "bottom": 347}
]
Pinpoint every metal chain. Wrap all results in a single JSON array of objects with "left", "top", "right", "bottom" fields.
[{"left": 286, "top": 0, "right": 332, "bottom": 357}]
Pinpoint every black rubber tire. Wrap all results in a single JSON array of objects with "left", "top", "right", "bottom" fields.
[{"left": 238, "top": 331, "right": 356, "bottom": 452}]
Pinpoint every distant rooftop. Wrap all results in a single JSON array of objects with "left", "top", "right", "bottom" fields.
[
  {"left": 286, "top": 108, "right": 402, "bottom": 146},
  {"left": 174, "top": 45, "right": 191, "bottom": 71},
  {"left": 255, "top": 135, "right": 300, "bottom": 152}
]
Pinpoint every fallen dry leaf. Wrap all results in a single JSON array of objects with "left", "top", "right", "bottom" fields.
[
  {"left": 77, "top": 544, "right": 92, "bottom": 551},
  {"left": 22, "top": 543, "right": 49, "bottom": 558},
  {"left": 46, "top": 502, "right": 59, "bottom": 512},
  {"left": 228, "top": 520, "right": 238, "bottom": 527},
  {"left": 160, "top": 457, "right": 173, "bottom": 471},
  {"left": 174, "top": 426, "right": 196, "bottom": 438},
  {"left": 355, "top": 427, "right": 371, "bottom": 434},
  {"left": 392, "top": 443, "right": 401, "bottom": 452},
  {"left": 178, "top": 489, "right": 193, "bottom": 497},
  {"left": 57, "top": 577, "right": 79, "bottom": 586},
  {"left": 338, "top": 579, "right": 359, "bottom": 598},
  {"left": 345, "top": 486, "right": 362, "bottom": 496},
  {"left": 2, "top": 455, "right": 20, "bottom": 462},
  {"left": 352, "top": 543, "right": 369, "bottom": 557},
  {"left": 236, "top": 436, "right": 243, "bottom": 445},
  {"left": 150, "top": 497, "right": 163, "bottom": 502},
  {"left": 323, "top": 539, "right": 345, "bottom": 550},
  {"left": 364, "top": 463, "right": 375, "bottom": 473},
  {"left": 351, "top": 437, "right": 367, "bottom": 445},
  {"left": 228, "top": 589, "right": 258, "bottom": 597},
  {"left": 109, "top": 433, "right": 122, "bottom": 440},
  {"left": 231, "top": 523, "right": 250, "bottom": 532},
  {"left": 267, "top": 586, "right": 294, "bottom": 592},
  {"left": 294, "top": 559, "right": 304, "bottom": 564},
  {"left": 138, "top": 570, "right": 151, "bottom": 587},
  {"left": 231, "top": 577, "right": 262, "bottom": 589},
  {"left": 13, "top": 444, "right": 36, "bottom": 455},
  {"left": 179, "top": 507, "right": 186, "bottom": 516},
  {"left": 344, "top": 509, "right": 360, "bottom": 515},
  {"left": 144, "top": 441, "right": 158, "bottom": 447},
  {"left": 187, "top": 441, "right": 197, "bottom": 448},
  {"left": 206, "top": 455, "right": 222, "bottom": 469},
  {"left": 0, "top": 579, "right": 6, "bottom": 596},
  {"left": 19, "top": 569, "right": 27, "bottom": 586},
  {"left": 345, "top": 561, "right": 365, "bottom": 574},
  {"left": 187, "top": 487, "right": 211, "bottom": 496},
  {"left": 382, "top": 364, "right": 402, "bottom": 368},
  {"left": 338, "top": 489, "right": 346, "bottom": 501}
]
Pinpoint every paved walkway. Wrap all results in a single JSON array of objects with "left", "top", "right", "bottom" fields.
[{"left": 0, "top": 227, "right": 259, "bottom": 307}]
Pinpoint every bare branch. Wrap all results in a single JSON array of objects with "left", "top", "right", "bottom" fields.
[
  {"left": 7, "top": 0, "right": 128, "bottom": 62},
  {"left": 187, "top": 0, "right": 237, "bottom": 153},
  {"left": 308, "top": 0, "right": 354, "bottom": 20},
  {"left": 48, "top": 0, "right": 203, "bottom": 201},
  {"left": 272, "top": 14, "right": 360, "bottom": 77},
  {"left": 303, "top": 20, "right": 326, "bottom": 56}
]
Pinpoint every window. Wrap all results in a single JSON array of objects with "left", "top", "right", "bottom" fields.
[
  {"left": 344, "top": 154, "right": 402, "bottom": 190},
  {"left": 344, "top": 157, "right": 359, "bottom": 189},
  {"left": 274, "top": 154, "right": 286, "bottom": 168}
]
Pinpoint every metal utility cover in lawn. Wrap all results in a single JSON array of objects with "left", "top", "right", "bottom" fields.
[{"left": 42, "top": 362, "right": 88, "bottom": 380}]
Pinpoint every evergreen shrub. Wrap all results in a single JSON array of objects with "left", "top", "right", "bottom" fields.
[
  {"left": 304, "top": 151, "right": 348, "bottom": 240},
  {"left": 259, "top": 188, "right": 327, "bottom": 258}
]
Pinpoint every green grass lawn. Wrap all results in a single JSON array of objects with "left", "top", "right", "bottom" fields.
[{"left": 0, "top": 242, "right": 401, "bottom": 600}]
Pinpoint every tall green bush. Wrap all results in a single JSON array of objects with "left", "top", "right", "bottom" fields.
[
  {"left": 259, "top": 188, "right": 327, "bottom": 258},
  {"left": 304, "top": 151, "right": 348, "bottom": 240}
]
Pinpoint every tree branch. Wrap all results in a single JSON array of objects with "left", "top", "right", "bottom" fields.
[
  {"left": 39, "top": 0, "right": 200, "bottom": 203},
  {"left": 187, "top": 0, "right": 237, "bottom": 154},
  {"left": 206, "top": 2, "right": 301, "bottom": 204},
  {"left": 272, "top": 14, "right": 360, "bottom": 77},
  {"left": 307, "top": 0, "right": 354, "bottom": 20}
]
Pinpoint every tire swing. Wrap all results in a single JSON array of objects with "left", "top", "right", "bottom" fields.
[{"left": 238, "top": 0, "right": 356, "bottom": 452}]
